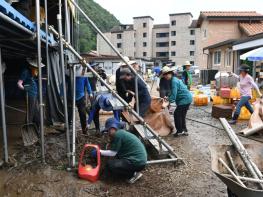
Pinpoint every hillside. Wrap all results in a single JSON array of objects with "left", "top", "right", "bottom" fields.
[{"left": 79, "top": 0, "right": 120, "bottom": 53}]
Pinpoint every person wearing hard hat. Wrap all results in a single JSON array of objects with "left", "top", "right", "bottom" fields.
[
  {"left": 182, "top": 61, "right": 193, "bottom": 90},
  {"left": 162, "top": 67, "right": 192, "bottom": 137},
  {"left": 91, "top": 117, "right": 147, "bottom": 184},
  {"left": 229, "top": 64, "right": 262, "bottom": 124},
  {"left": 17, "top": 58, "right": 45, "bottom": 129}
]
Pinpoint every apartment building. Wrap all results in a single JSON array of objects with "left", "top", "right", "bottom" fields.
[{"left": 97, "top": 13, "right": 200, "bottom": 66}]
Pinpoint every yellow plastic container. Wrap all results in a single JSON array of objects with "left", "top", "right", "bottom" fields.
[
  {"left": 212, "top": 96, "right": 223, "bottom": 105},
  {"left": 238, "top": 107, "right": 252, "bottom": 120},
  {"left": 249, "top": 89, "right": 259, "bottom": 103},
  {"left": 230, "top": 88, "right": 240, "bottom": 99},
  {"left": 252, "top": 89, "right": 258, "bottom": 99},
  {"left": 222, "top": 98, "right": 231, "bottom": 105},
  {"left": 194, "top": 94, "right": 208, "bottom": 106}
]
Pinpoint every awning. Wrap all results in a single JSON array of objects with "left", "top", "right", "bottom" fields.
[
  {"left": 233, "top": 34, "right": 263, "bottom": 51},
  {"left": 240, "top": 47, "right": 263, "bottom": 61}
]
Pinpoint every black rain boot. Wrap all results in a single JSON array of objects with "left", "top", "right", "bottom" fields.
[{"left": 228, "top": 114, "right": 239, "bottom": 125}]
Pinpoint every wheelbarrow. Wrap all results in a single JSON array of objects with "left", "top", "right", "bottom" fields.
[
  {"left": 209, "top": 144, "right": 263, "bottom": 197},
  {"left": 78, "top": 144, "right": 101, "bottom": 182}
]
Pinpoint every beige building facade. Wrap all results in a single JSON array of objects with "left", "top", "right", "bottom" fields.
[
  {"left": 197, "top": 11, "right": 263, "bottom": 70},
  {"left": 97, "top": 13, "right": 200, "bottom": 66}
]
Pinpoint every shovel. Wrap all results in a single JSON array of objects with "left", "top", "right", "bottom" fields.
[{"left": 21, "top": 91, "right": 39, "bottom": 146}]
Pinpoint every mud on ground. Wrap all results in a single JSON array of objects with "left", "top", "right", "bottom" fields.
[{"left": 0, "top": 105, "right": 261, "bottom": 197}]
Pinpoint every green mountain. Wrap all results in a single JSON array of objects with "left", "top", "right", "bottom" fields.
[{"left": 79, "top": 0, "right": 120, "bottom": 53}]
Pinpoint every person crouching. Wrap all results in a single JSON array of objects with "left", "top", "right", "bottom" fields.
[{"left": 92, "top": 117, "right": 147, "bottom": 183}]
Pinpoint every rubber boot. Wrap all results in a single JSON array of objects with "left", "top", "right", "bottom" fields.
[{"left": 229, "top": 114, "right": 239, "bottom": 125}]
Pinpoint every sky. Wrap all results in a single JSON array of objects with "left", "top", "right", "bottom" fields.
[{"left": 94, "top": 0, "right": 263, "bottom": 24}]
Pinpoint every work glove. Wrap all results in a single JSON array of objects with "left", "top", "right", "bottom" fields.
[{"left": 91, "top": 149, "right": 98, "bottom": 158}]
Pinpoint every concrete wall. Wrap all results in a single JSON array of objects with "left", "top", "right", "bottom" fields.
[
  {"left": 133, "top": 17, "right": 154, "bottom": 59},
  {"left": 97, "top": 33, "right": 114, "bottom": 55},
  {"left": 169, "top": 14, "right": 195, "bottom": 66},
  {"left": 97, "top": 30, "right": 135, "bottom": 57}
]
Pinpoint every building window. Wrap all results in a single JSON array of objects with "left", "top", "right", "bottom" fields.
[
  {"left": 190, "top": 51, "right": 195, "bottom": 56},
  {"left": 117, "top": 43, "right": 122, "bottom": 48},
  {"left": 225, "top": 50, "right": 232, "bottom": 67},
  {"left": 156, "top": 32, "right": 169, "bottom": 38},
  {"left": 156, "top": 52, "right": 169, "bottom": 57},
  {"left": 171, "top": 51, "right": 176, "bottom": 56},
  {"left": 143, "top": 22, "right": 147, "bottom": 28},
  {"left": 171, "top": 31, "right": 176, "bottom": 36},
  {"left": 171, "top": 20, "right": 176, "bottom": 26},
  {"left": 214, "top": 51, "right": 221, "bottom": 65},
  {"left": 143, "top": 32, "right": 147, "bottom": 37},
  {"left": 156, "top": 42, "right": 169, "bottom": 47},
  {"left": 190, "top": 30, "right": 195, "bottom": 35},
  {"left": 143, "top": 52, "right": 147, "bottom": 57},
  {"left": 190, "top": 61, "right": 194, "bottom": 65},
  {"left": 190, "top": 40, "right": 195, "bottom": 45},
  {"left": 171, "top": 41, "right": 176, "bottom": 46},
  {"left": 134, "top": 42, "right": 136, "bottom": 47},
  {"left": 143, "top": 42, "right": 147, "bottom": 47},
  {"left": 117, "top": 34, "right": 122, "bottom": 39}
]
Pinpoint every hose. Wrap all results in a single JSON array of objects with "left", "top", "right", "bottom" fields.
[{"left": 186, "top": 117, "right": 224, "bottom": 130}]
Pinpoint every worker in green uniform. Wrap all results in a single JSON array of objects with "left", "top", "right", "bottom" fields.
[
  {"left": 182, "top": 61, "right": 192, "bottom": 90},
  {"left": 92, "top": 117, "right": 147, "bottom": 183}
]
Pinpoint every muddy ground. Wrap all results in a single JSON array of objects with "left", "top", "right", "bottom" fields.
[{"left": 1, "top": 103, "right": 262, "bottom": 197}]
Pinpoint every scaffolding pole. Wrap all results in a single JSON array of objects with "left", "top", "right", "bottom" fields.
[
  {"left": 64, "top": 0, "right": 71, "bottom": 43},
  {"left": 44, "top": 0, "right": 50, "bottom": 85},
  {"left": 36, "top": 0, "right": 45, "bottom": 163},
  {"left": 72, "top": 66, "right": 76, "bottom": 167},
  {"left": 135, "top": 76, "right": 139, "bottom": 114},
  {"left": 0, "top": 48, "right": 8, "bottom": 163},
  {"left": 49, "top": 26, "right": 180, "bottom": 161},
  {"left": 58, "top": 0, "right": 71, "bottom": 166}
]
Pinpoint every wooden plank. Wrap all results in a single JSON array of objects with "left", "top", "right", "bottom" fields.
[
  {"left": 121, "top": 111, "right": 140, "bottom": 124},
  {"left": 108, "top": 97, "right": 125, "bottom": 110},
  {"left": 133, "top": 124, "right": 168, "bottom": 154}
]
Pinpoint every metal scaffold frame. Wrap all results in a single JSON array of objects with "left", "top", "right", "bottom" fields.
[
  {"left": 35, "top": 0, "right": 45, "bottom": 163},
  {"left": 0, "top": 48, "right": 8, "bottom": 163},
  {"left": 50, "top": 24, "right": 181, "bottom": 164},
  {"left": 0, "top": 0, "right": 181, "bottom": 167}
]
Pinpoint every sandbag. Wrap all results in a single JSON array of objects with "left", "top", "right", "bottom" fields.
[{"left": 144, "top": 108, "right": 174, "bottom": 136}]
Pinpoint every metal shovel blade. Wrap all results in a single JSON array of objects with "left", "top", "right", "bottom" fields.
[{"left": 21, "top": 123, "right": 39, "bottom": 146}]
